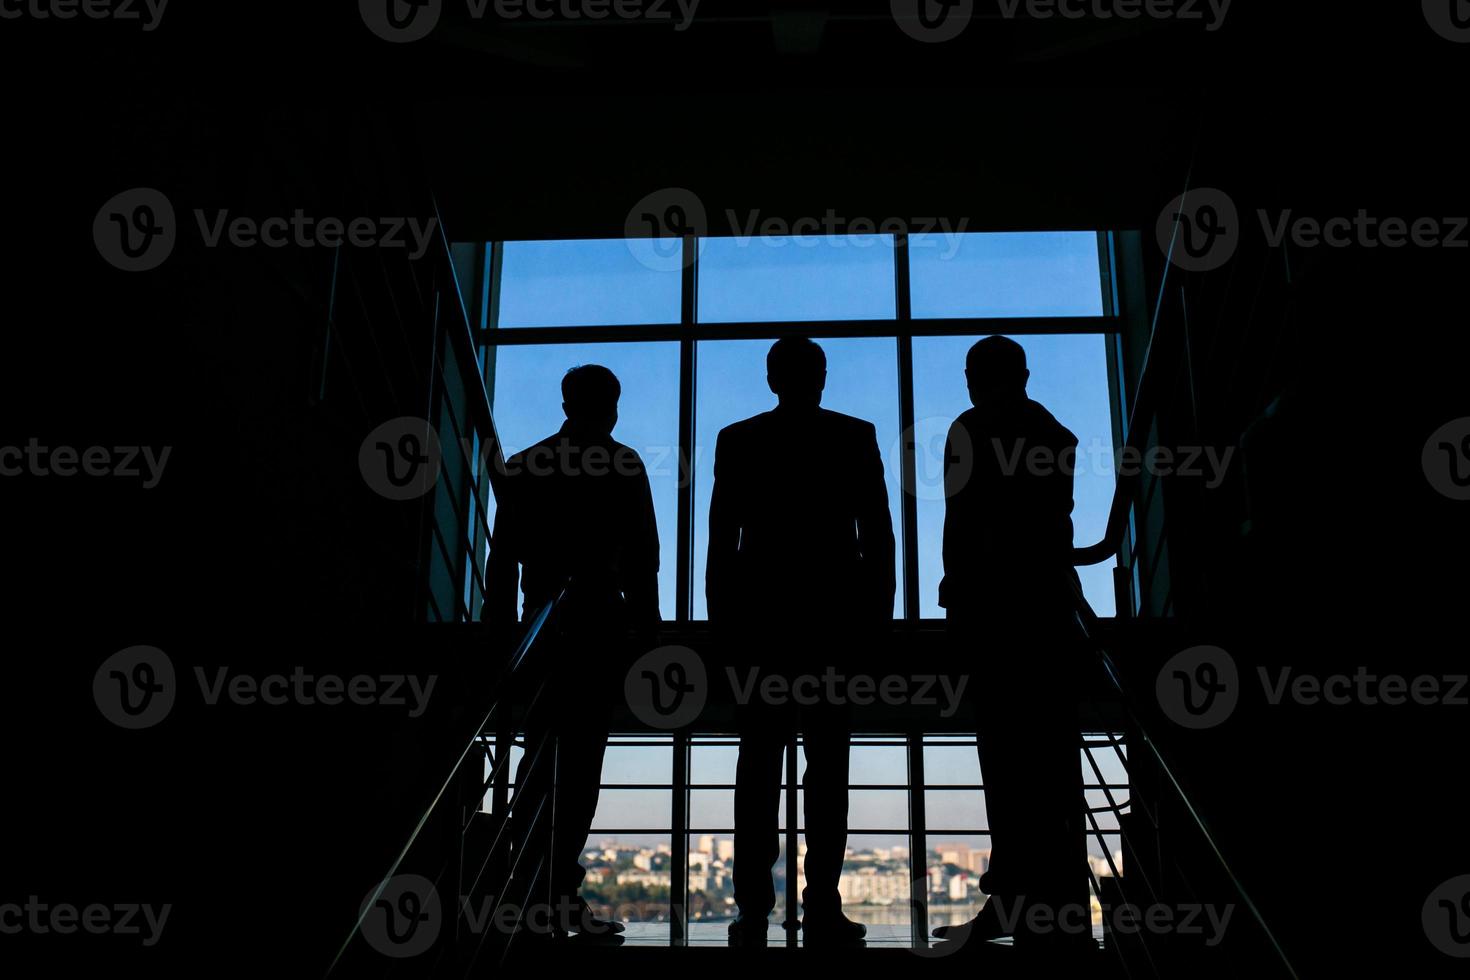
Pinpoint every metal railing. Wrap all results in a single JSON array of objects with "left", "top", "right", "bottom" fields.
[{"left": 327, "top": 588, "right": 566, "bottom": 977}]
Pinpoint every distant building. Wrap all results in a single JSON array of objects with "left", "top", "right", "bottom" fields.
[
  {"left": 838, "top": 867, "right": 910, "bottom": 905},
  {"left": 617, "top": 869, "right": 671, "bottom": 889}
]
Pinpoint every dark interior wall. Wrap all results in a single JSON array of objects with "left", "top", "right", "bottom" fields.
[{"left": 1107, "top": 98, "right": 1470, "bottom": 976}]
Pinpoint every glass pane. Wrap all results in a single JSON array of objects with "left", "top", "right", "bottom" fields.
[
  {"left": 911, "top": 334, "right": 1117, "bottom": 617},
  {"left": 848, "top": 790, "right": 909, "bottom": 831},
  {"left": 688, "top": 833, "right": 736, "bottom": 932},
  {"left": 581, "top": 834, "right": 672, "bottom": 943},
  {"left": 922, "top": 743, "right": 982, "bottom": 787},
  {"left": 1081, "top": 736, "right": 1128, "bottom": 790},
  {"left": 697, "top": 235, "right": 897, "bottom": 323},
  {"left": 909, "top": 231, "right": 1103, "bottom": 319},
  {"left": 496, "top": 239, "right": 682, "bottom": 327},
  {"left": 922, "top": 834, "right": 991, "bottom": 940},
  {"left": 692, "top": 337, "right": 902, "bottom": 620},
  {"left": 488, "top": 342, "right": 680, "bottom": 618},
  {"left": 689, "top": 789, "right": 734, "bottom": 831},
  {"left": 600, "top": 742, "right": 673, "bottom": 785},
  {"left": 590, "top": 789, "right": 672, "bottom": 831},
  {"left": 925, "top": 789, "right": 989, "bottom": 834},
  {"left": 690, "top": 742, "right": 739, "bottom": 785},
  {"left": 849, "top": 743, "right": 908, "bottom": 787},
  {"left": 840, "top": 834, "right": 913, "bottom": 947}
]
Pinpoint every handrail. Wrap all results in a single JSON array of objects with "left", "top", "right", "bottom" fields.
[
  {"left": 1068, "top": 576, "right": 1298, "bottom": 979},
  {"left": 327, "top": 587, "right": 566, "bottom": 976},
  {"left": 1072, "top": 221, "right": 1184, "bottom": 569},
  {"left": 1063, "top": 215, "right": 1296, "bottom": 974},
  {"left": 429, "top": 196, "right": 510, "bottom": 499}
]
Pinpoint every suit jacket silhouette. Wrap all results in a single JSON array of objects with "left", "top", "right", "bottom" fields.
[
  {"left": 941, "top": 397, "right": 1078, "bottom": 615},
  {"left": 488, "top": 423, "right": 660, "bottom": 630},
  {"left": 707, "top": 406, "right": 895, "bottom": 627}
]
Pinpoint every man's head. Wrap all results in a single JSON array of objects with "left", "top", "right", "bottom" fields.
[
  {"left": 965, "top": 336, "right": 1029, "bottom": 407},
  {"left": 562, "top": 364, "right": 621, "bottom": 435},
  {"left": 767, "top": 337, "right": 827, "bottom": 409}
]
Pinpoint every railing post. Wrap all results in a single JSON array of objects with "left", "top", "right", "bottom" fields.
[
  {"left": 785, "top": 734, "right": 800, "bottom": 947},
  {"left": 906, "top": 731, "right": 929, "bottom": 949},
  {"left": 670, "top": 731, "right": 689, "bottom": 946}
]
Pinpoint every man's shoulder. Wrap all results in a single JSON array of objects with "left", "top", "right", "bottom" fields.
[
  {"left": 717, "top": 412, "right": 776, "bottom": 442},
  {"left": 608, "top": 438, "right": 648, "bottom": 469},
  {"left": 953, "top": 402, "right": 1077, "bottom": 447},
  {"left": 952, "top": 407, "right": 981, "bottom": 430},
  {"left": 504, "top": 433, "right": 647, "bottom": 471},
  {"left": 504, "top": 433, "right": 560, "bottom": 468},
  {"left": 817, "top": 408, "right": 878, "bottom": 438},
  {"left": 1023, "top": 399, "right": 1078, "bottom": 447}
]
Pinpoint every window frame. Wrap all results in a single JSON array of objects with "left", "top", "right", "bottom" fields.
[{"left": 471, "top": 230, "right": 1129, "bottom": 624}]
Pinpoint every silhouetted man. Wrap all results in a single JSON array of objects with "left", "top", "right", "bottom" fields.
[
  {"left": 935, "top": 336, "right": 1090, "bottom": 953},
  {"left": 487, "top": 364, "right": 660, "bottom": 938},
  {"left": 707, "top": 338, "right": 895, "bottom": 947}
]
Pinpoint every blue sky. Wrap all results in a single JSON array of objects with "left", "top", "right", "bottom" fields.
[{"left": 490, "top": 232, "right": 1116, "bottom": 621}]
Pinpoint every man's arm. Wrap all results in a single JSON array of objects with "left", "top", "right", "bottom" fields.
[
  {"left": 855, "top": 421, "right": 897, "bottom": 621},
  {"left": 623, "top": 456, "right": 662, "bottom": 630},
  {"left": 1046, "top": 433, "right": 1079, "bottom": 559},
  {"left": 939, "top": 419, "right": 967, "bottom": 609},
  {"left": 485, "top": 466, "right": 521, "bottom": 628},
  {"left": 705, "top": 428, "right": 740, "bottom": 625}
]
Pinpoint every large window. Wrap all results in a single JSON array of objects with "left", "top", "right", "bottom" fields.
[
  {"left": 472, "top": 230, "right": 1124, "bottom": 621},
  {"left": 487, "top": 730, "right": 1128, "bottom": 947}
]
